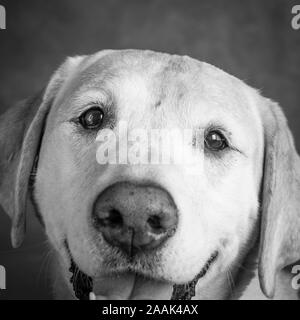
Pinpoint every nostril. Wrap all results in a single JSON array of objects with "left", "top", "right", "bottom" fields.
[
  {"left": 98, "top": 209, "right": 123, "bottom": 228},
  {"left": 147, "top": 214, "right": 163, "bottom": 233}
]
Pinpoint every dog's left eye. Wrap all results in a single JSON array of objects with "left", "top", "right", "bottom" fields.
[
  {"left": 205, "top": 130, "right": 228, "bottom": 151},
  {"left": 79, "top": 107, "right": 104, "bottom": 130}
]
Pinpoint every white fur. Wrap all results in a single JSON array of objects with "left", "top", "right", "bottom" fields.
[{"left": 2, "top": 50, "right": 299, "bottom": 299}]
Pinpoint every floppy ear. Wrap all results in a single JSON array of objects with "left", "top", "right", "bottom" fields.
[
  {"left": 258, "top": 98, "right": 300, "bottom": 298},
  {"left": 0, "top": 56, "right": 85, "bottom": 248}
]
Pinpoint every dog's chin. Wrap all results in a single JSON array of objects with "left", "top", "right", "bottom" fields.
[{"left": 91, "top": 272, "right": 174, "bottom": 300}]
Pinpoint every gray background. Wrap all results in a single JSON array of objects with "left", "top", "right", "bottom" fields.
[{"left": 0, "top": 0, "right": 299, "bottom": 299}]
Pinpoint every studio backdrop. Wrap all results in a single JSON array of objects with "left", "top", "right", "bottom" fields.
[{"left": 0, "top": 0, "right": 299, "bottom": 299}]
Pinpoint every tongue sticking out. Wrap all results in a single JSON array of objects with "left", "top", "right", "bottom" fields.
[
  {"left": 71, "top": 250, "right": 219, "bottom": 300},
  {"left": 91, "top": 272, "right": 174, "bottom": 300}
]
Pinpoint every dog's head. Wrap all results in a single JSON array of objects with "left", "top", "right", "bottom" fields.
[{"left": 0, "top": 50, "right": 299, "bottom": 299}]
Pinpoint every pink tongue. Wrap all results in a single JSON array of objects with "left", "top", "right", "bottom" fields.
[{"left": 93, "top": 272, "right": 173, "bottom": 300}]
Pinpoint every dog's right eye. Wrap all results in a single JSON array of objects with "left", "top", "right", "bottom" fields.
[
  {"left": 79, "top": 107, "right": 104, "bottom": 130},
  {"left": 205, "top": 130, "right": 228, "bottom": 151}
]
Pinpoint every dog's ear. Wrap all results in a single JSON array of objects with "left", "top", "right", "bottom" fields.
[
  {"left": 0, "top": 56, "right": 85, "bottom": 248},
  {"left": 258, "top": 98, "right": 300, "bottom": 298}
]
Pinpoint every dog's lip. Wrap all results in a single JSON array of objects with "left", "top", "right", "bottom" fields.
[
  {"left": 89, "top": 251, "right": 219, "bottom": 300},
  {"left": 171, "top": 250, "right": 219, "bottom": 299},
  {"left": 66, "top": 238, "right": 219, "bottom": 300}
]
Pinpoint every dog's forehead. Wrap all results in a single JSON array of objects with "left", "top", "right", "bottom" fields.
[
  {"left": 56, "top": 50, "right": 259, "bottom": 133},
  {"left": 75, "top": 50, "right": 197, "bottom": 98}
]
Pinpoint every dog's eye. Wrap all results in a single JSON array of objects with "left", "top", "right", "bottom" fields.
[
  {"left": 205, "top": 131, "right": 228, "bottom": 151},
  {"left": 79, "top": 107, "right": 104, "bottom": 130}
]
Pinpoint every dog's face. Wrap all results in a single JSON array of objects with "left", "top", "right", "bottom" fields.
[
  {"left": 35, "top": 50, "right": 264, "bottom": 298},
  {"left": 0, "top": 50, "right": 299, "bottom": 299}
]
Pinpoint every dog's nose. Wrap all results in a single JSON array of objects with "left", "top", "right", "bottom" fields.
[{"left": 93, "top": 182, "right": 178, "bottom": 255}]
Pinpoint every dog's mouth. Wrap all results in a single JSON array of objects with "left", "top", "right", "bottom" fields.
[{"left": 68, "top": 249, "right": 219, "bottom": 300}]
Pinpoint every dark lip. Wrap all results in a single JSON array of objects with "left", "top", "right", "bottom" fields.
[
  {"left": 171, "top": 250, "right": 219, "bottom": 300},
  {"left": 65, "top": 239, "right": 219, "bottom": 300}
]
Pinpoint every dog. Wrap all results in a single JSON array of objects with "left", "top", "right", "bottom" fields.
[{"left": 0, "top": 49, "right": 299, "bottom": 300}]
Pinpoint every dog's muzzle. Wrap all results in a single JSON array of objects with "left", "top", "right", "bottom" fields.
[{"left": 68, "top": 182, "right": 219, "bottom": 300}]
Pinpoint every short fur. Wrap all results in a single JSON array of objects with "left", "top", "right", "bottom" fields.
[{"left": 0, "top": 50, "right": 299, "bottom": 299}]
